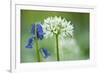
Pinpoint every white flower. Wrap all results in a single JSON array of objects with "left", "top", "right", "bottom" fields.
[{"left": 43, "top": 16, "right": 74, "bottom": 39}]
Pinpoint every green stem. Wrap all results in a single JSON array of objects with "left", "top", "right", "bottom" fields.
[
  {"left": 35, "top": 25, "right": 41, "bottom": 62},
  {"left": 55, "top": 34, "right": 60, "bottom": 61},
  {"left": 35, "top": 37, "right": 41, "bottom": 62}
]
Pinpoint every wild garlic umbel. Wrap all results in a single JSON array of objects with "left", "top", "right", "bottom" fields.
[{"left": 43, "top": 16, "right": 74, "bottom": 61}]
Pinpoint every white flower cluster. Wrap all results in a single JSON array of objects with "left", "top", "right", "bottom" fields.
[{"left": 43, "top": 16, "right": 74, "bottom": 39}]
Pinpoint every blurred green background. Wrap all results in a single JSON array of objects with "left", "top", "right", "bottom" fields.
[{"left": 21, "top": 10, "right": 89, "bottom": 63}]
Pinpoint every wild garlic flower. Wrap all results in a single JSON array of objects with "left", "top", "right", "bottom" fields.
[{"left": 43, "top": 16, "right": 74, "bottom": 39}]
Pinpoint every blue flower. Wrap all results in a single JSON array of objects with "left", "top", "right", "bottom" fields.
[
  {"left": 25, "top": 37, "right": 33, "bottom": 48},
  {"left": 30, "top": 23, "right": 44, "bottom": 40},
  {"left": 25, "top": 23, "right": 44, "bottom": 49},
  {"left": 40, "top": 48, "right": 50, "bottom": 58},
  {"left": 37, "top": 24, "right": 44, "bottom": 40},
  {"left": 30, "top": 24, "right": 35, "bottom": 35}
]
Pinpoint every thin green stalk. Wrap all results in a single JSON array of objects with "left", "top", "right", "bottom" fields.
[
  {"left": 35, "top": 25, "right": 41, "bottom": 62},
  {"left": 55, "top": 34, "right": 60, "bottom": 61},
  {"left": 35, "top": 37, "right": 41, "bottom": 62}
]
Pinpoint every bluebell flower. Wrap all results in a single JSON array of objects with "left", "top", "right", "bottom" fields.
[
  {"left": 30, "top": 23, "right": 44, "bottom": 40},
  {"left": 25, "top": 23, "right": 44, "bottom": 49},
  {"left": 25, "top": 37, "right": 33, "bottom": 48},
  {"left": 30, "top": 24, "right": 35, "bottom": 35},
  {"left": 37, "top": 24, "right": 44, "bottom": 40},
  {"left": 40, "top": 48, "right": 50, "bottom": 58}
]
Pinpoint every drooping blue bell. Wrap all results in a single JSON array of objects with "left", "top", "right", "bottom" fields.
[
  {"left": 25, "top": 37, "right": 33, "bottom": 48},
  {"left": 40, "top": 48, "right": 50, "bottom": 58}
]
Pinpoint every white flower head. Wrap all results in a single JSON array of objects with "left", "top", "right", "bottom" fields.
[{"left": 43, "top": 16, "right": 74, "bottom": 39}]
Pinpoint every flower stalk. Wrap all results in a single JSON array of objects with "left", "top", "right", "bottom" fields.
[
  {"left": 55, "top": 34, "right": 60, "bottom": 61},
  {"left": 35, "top": 24, "right": 41, "bottom": 62}
]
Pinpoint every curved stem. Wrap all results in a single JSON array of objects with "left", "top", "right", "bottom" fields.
[
  {"left": 35, "top": 25, "right": 41, "bottom": 62},
  {"left": 55, "top": 34, "right": 60, "bottom": 61}
]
